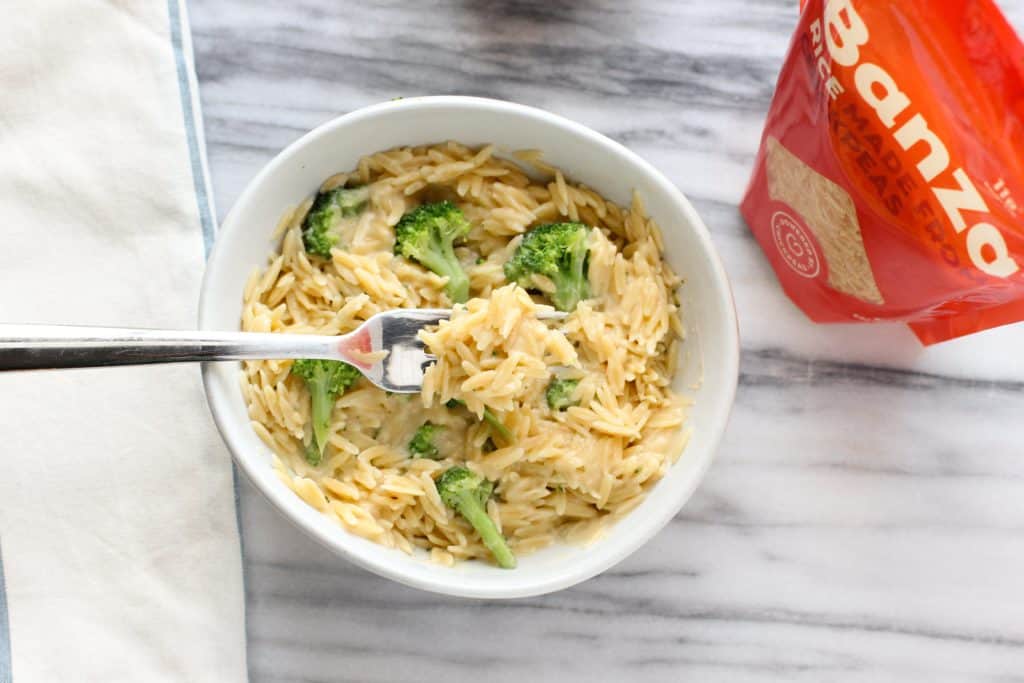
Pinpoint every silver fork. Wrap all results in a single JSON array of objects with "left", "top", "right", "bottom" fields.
[{"left": 0, "top": 308, "right": 566, "bottom": 393}]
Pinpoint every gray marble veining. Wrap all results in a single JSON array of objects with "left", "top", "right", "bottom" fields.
[{"left": 189, "top": 1, "right": 1024, "bottom": 680}]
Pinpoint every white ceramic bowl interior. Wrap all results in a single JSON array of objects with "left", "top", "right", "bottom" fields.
[{"left": 200, "top": 96, "right": 738, "bottom": 598}]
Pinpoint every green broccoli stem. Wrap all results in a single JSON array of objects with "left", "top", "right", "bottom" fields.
[
  {"left": 308, "top": 376, "right": 333, "bottom": 457},
  {"left": 304, "top": 438, "right": 323, "bottom": 467},
  {"left": 447, "top": 399, "right": 514, "bottom": 444},
  {"left": 552, "top": 234, "right": 589, "bottom": 312},
  {"left": 551, "top": 272, "right": 588, "bottom": 313},
  {"left": 481, "top": 408, "right": 514, "bottom": 444},
  {"left": 416, "top": 242, "right": 469, "bottom": 303},
  {"left": 445, "top": 268, "right": 470, "bottom": 304},
  {"left": 452, "top": 491, "right": 517, "bottom": 569}
]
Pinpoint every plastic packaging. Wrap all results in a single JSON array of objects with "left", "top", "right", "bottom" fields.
[{"left": 741, "top": 0, "right": 1024, "bottom": 343}]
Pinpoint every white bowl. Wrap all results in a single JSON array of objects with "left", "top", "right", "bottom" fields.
[{"left": 200, "top": 96, "right": 738, "bottom": 598}]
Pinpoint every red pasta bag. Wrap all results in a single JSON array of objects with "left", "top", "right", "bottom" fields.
[{"left": 740, "top": 0, "right": 1024, "bottom": 343}]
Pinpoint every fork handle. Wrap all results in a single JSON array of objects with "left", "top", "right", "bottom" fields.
[{"left": 0, "top": 324, "right": 343, "bottom": 370}]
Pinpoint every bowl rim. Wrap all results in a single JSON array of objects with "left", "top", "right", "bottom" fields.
[{"left": 199, "top": 95, "right": 739, "bottom": 598}]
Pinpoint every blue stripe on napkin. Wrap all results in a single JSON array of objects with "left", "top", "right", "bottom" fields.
[
  {"left": 167, "top": 0, "right": 216, "bottom": 256},
  {"left": 0, "top": 543, "right": 11, "bottom": 683}
]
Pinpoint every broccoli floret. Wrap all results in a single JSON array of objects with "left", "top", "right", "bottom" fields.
[
  {"left": 291, "top": 359, "right": 362, "bottom": 463},
  {"left": 503, "top": 222, "right": 590, "bottom": 312},
  {"left": 394, "top": 201, "right": 471, "bottom": 303},
  {"left": 436, "top": 466, "right": 516, "bottom": 569},
  {"left": 302, "top": 185, "right": 371, "bottom": 257},
  {"left": 445, "top": 398, "right": 514, "bottom": 444},
  {"left": 409, "top": 422, "right": 443, "bottom": 459},
  {"left": 546, "top": 378, "right": 580, "bottom": 411}
]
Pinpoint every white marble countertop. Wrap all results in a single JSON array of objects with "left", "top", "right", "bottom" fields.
[{"left": 189, "top": 1, "right": 1024, "bottom": 680}]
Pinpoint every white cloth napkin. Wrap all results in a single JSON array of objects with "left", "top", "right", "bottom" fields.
[{"left": 0, "top": 1, "right": 246, "bottom": 680}]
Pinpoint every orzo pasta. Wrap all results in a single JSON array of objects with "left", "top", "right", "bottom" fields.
[{"left": 241, "top": 141, "right": 690, "bottom": 567}]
